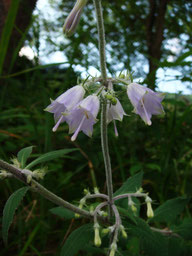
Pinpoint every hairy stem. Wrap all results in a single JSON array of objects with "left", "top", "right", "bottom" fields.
[
  {"left": 0, "top": 160, "right": 92, "bottom": 219},
  {"left": 93, "top": 0, "right": 113, "bottom": 219},
  {"left": 93, "top": 0, "right": 107, "bottom": 83},
  {"left": 101, "top": 101, "right": 113, "bottom": 218}
]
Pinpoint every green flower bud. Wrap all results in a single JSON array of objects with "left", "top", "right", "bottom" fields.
[
  {"left": 128, "top": 197, "right": 137, "bottom": 213},
  {"left": 109, "top": 243, "right": 117, "bottom": 256},
  {"left": 120, "top": 225, "right": 127, "bottom": 239},
  {"left": 145, "top": 196, "right": 154, "bottom": 218},
  {"left": 11, "top": 158, "right": 20, "bottom": 168},
  {"left": 94, "top": 223, "right": 101, "bottom": 247},
  {"left": 83, "top": 188, "right": 90, "bottom": 195},
  {"left": 94, "top": 187, "right": 99, "bottom": 194},
  {"left": 102, "top": 228, "right": 110, "bottom": 235}
]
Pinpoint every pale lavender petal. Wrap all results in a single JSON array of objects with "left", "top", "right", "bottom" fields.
[
  {"left": 127, "top": 82, "right": 164, "bottom": 125},
  {"left": 56, "top": 85, "right": 85, "bottom": 110},
  {"left": 107, "top": 98, "right": 126, "bottom": 123},
  {"left": 66, "top": 95, "right": 100, "bottom": 140},
  {"left": 45, "top": 85, "right": 85, "bottom": 132},
  {"left": 79, "top": 95, "right": 100, "bottom": 118}
]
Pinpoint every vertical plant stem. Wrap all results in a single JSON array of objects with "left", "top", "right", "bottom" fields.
[
  {"left": 93, "top": 0, "right": 113, "bottom": 218},
  {"left": 101, "top": 101, "right": 113, "bottom": 217},
  {"left": 93, "top": 0, "right": 107, "bottom": 83}
]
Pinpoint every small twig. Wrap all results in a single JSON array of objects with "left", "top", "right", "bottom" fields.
[
  {"left": 84, "top": 193, "right": 109, "bottom": 201},
  {"left": 25, "top": 200, "right": 37, "bottom": 222},
  {"left": 113, "top": 193, "right": 146, "bottom": 202},
  {"left": 150, "top": 227, "right": 181, "bottom": 238}
]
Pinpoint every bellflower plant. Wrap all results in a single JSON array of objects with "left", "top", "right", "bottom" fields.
[
  {"left": 127, "top": 82, "right": 164, "bottom": 125},
  {"left": 45, "top": 85, "right": 85, "bottom": 132},
  {"left": 2, "top": 1, "right": 186, "bottom": 256}
]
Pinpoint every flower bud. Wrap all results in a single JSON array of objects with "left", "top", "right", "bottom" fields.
[
  {"left": 33, "top": 168, "right": 46, "bottom": 180},
  {"left": 83, "top": 188, "right": 90, "bottom": 195},
  {"left": 102, "top": 228, "right": 110, "bottom": 235},
  {"left": 11, "top": 158, "right": 20, "bottom": 168},
  {"left": 128, "top": 197, "right": 137, "bottom": 213},
  {"left": 94, "top": 223, "right": 101, "bottom": 247},
  {"left": 136, "top": 187, "right": 143, "bottom": 193},
  {"left": 145, "top": 196, "right": 154, "bottom": 218},
  {"left": 0, "top": 171, "right": 12, "bottom": 179},
  {"left": 120, "top": 225, "right": 127, "bottom": 239},
  {"left": 63, "top": 0, "right": 87, "bottom": 36},
  {"left": 94, "top": 187, "right": 99, "bottom": 194},
  {"left": 109, "top": 242, "right": 117, "bottom": 256}
]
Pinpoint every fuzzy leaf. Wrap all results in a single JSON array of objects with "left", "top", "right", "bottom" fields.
[
  {"left": 126, "top": 217, "right": 168, "bottom": 256},
  {"left": 151, "top": 197, "right": 189, "bottom": 223},
  {"left": 49, "top": 207, "right": 75, "bottom": 219},
  {"left": 17, "top": 146, "right": 33, "bottom": 168},
  {"left": 114, "top": 171, "right": 143, "bottom": 196},
  {"left": 60, "top": 224, "right": 93, "bottom": 256},
  {"left": 2, "top": 187, "right": 29, "bottom": 245},
  {"left": 25, "top": 149, "right": 78, "bottom": 169}
]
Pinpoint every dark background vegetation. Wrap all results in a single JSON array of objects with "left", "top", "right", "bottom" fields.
[{"left": 0, "top": 0, "right": 192, "bottom": 255}]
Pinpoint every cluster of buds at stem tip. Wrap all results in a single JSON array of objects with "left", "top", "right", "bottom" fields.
[
  {"left": 94, "top": 223, "right": 101, "bottom": 247},
  {"left": 21, "top": 169, "right": 46, "bottom": 183},
  {"left": 63, "top": 0, "right": 87, "bottom": 36},
  {"left": 0, "top": 170, "right": 13, "bottom": 179},
  {"left": 145, "top": 196, "right": 154, "bottom": 218}
]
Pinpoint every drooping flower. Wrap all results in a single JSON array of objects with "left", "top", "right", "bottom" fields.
[
  {"left": 107, "top": 98, "right": 126, "bottom": 137},
  {"left": 63, "top": 0, "right": 87, "bottom": 36},
  {"left": 127, "top": 83, "right": 164, "bottom": 125},
  {"left": 107, "top": 98, "right": 126, "bottom": 123},
  {"left": 45, "top": 85, "right": 85, "bottom": 132},
  {"left": 66, "top": 95, "right": 100, "bottom": 141}
]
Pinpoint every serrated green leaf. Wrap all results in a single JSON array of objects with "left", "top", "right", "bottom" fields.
[
  {"left": 17, "top": 146, "right": 33, "bottom": 168},
  {"left": 173, "top": 218, "right": 192, "bottom": 240},
  {"left": 25, "top": 149, "right": 78, "bottom": 169},
  {"left": 114, "top": 171, "right": 143, "bottom": 196},
  {"left": 60, "top": 224, "right": 93, "bottom": 256},
  {"left": 150, "top": 197, "right": 189, "bottom": 223},
  {"left": 49, "top": 207, "right": 75, "bottom": 220},
  {"left": 2, "top": 187, "right": 29, "bottom": 245},
  {"left": 126, "top": 217, "right": 168, "bottom": 256}
]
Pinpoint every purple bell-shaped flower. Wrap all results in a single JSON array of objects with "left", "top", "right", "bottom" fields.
[
  {"left": 127, "top": 83, "right": 164, "bottom": 125},
  {"left": 45, "top": 85, "right": 85, "bottom": 132},
  {"left": 66, "top": 95, "right": 100, "bottom": 141}
]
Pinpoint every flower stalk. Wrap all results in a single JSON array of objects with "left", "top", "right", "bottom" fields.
[{"left": 93, "top": 0, "right": 114, "bottom": 219}]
